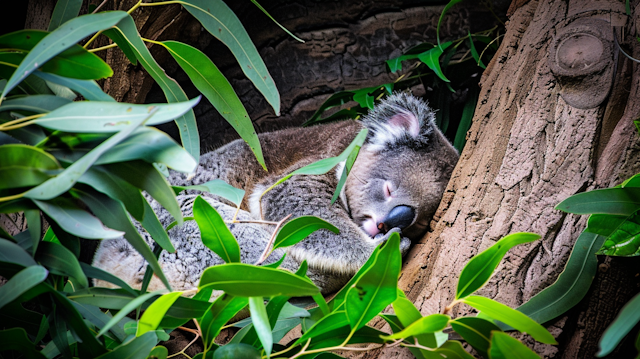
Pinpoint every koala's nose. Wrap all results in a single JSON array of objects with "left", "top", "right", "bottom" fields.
[{"left": 377, "top": 205, "right": 415, "bottom": 233}]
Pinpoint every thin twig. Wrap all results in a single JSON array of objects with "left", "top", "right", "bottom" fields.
[
  {"left": 255, "top": 213, "right": 292, "bottom": 265},
  {"left": 92, "top": 0, "right": 110, "bottom": 13}
]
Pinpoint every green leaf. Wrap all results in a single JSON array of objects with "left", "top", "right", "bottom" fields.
[
  {"left": 589, "top": 212, "right": 640, "bottom": 256},
  {"left": 96, "top": 331, "right": 158, "bottom": 359},
  {"left": 295, "top": 310, "right": 349, "bottom": 345},
  {"left": 0, "top": 266, "right": 48, "bottom": 310},
  {"left": 302, "top": 91, "right": 355, "bottom": 126},
  {"left": 80, "top": 262, "right": 137, "bottom": 295},
  {"left": 0, "top": 328, "right": 47, "bottom": 359},
  {"left": 78, "top": 166, "right": 145, "bottom": 221},
  {"left": 193, "top": 196, "right": 240, "bottom": 263},
  {"left": 467, "top": 32, "right": 486, "bottom": 69},
  {"left": 273, "top": 216, "right": 339, "bottom": 251},
  {"left": 0, "top": 94, "right": 71, "bottom": 113},
  {"left": 1, "top": 13, "right": 126, "bottom": 98},
  {"left": 267, "top": 129, "right": 368, "bottom": 195},
  {"left": 36, "top": 241, "right": 88, "bottom": 288},
  {"left": 32, "top": 196, "right": 124, "bottom": 239},
  {"left": 24, "top": 107, "right": 155, "bottom": 200},
  {"left": 0, "top": 237, "right": 37, "bottom": 267},
  {"left": 249, "top": 297, "right": 272, "bottom": 358},
  {"left": 489, "top": 331, "right": 541, "bottom": 359},
  {"left": 513, "top": 232, "right": 606, "bottom": 326},
  {"left": 331, "top": 138, "right": 362, "bottom": 204},
  {"left": 249, "top": 0, "right": 304, "bottom": 42},
  {"left": 436, "top": 0, "right": 464, "bottom": 48},
  {"left": 199, "top": 263, "right": 319, "bottom": 297},
  {"left": 0, "top": 30, "right": 113, "bottom": 82},
  {"left": 461, "top": 296, "right": 556, "bottom": 344},
  {"left": 346, "top": 233, "right": 401, "bottom": 331},
  {"left": 33, "top": 71, "right": 115, "bottom": 101},
  {"left": 456, "top": 232, "right": 541, "bottom": 299},
  {"left": 381, "top": 314, "right": 450, "bottom": 340},
  {"left": 181, "top": 0, "right": 280, "bottom": 115},
  {"left": 173, "top": 179, "right": 245, "bottom": 207},
  {"left": 48, "top": 0, "right": 83, "bottom": 31},
  {"left": 24, "top": 209, "right": 41, "bottom": 255},
  {"left": 140, "top": 195, "right": 175, "bottom": 253},
  {"left": 97, "top": 291, "right": 163, "bottom": 337},
  {"left": 392, "top": 292, "right": 442, "bottom": 349},
  {"left": 33, "top": 97, "right": 200, "bottom": 133},
  {"left": 417, "top": 42, "right": 452, "bottom": 82},
  {"left": 74, "top": 187, "right": 173, "bottom": 289},
  {"left": 353, "top": 90, "right": 375, "bottom": 109},
  {"left": 200, "top": 294, "right": 248, "bottom": 351},
  {"left": 0, "top": 144, "right": 60, "bottom": 190},
  {"left": 148, "top": 346, "right": 169, "bottom": 359},
  {"left": 137, "top": 291, "right": 182, "bottom": 336},
  {"left": 104, "top": 14, "right": 199, "bottom": 161},
  {"left": 453, "top": 84, "right": 478, "bottom": 152},
  {"left": 597, "top": 291, "right": 640, "bottom": 357},
  {"left": 105, "top": 160, "right": 183, "bottom": 226},
  {"left": 162, "top": 40, "right": 265, "bottom": 170},
  {"left": 72, "top": 301, "right": 129, "bottom": 342},
  {"left": 307, "top": 325, "right": 386, "bottom": 350},
  {"left": 450, "top": 317, "right": 501, "bottom": 358},
  {"left": 433, "top": 340, "right": 475, "bottom": 359},
  {"left": 556, "top": 187, "right": 640, "bottom": 216}
]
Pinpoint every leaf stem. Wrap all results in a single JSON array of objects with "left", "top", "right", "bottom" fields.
[
  {"left": 255, "top": 213, "right": 292, "bottom": 265},
  {"left": 0, "top": 192, "right": 26, "bottom": 203},
  {"left": 0, "top": 113, "right": 46, "bottom": 131},
  {"left": 443, "top": 299, "right": 461, "bottom": 315},
  {"left": 0, "top": 61, "right": 18, "bottom": 68},
  {"left": 88, "top": 43, "right": 118, "bottom": 53}
]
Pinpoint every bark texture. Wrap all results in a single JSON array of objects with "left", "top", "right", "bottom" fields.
[{"left": 358, "top": 1, "right": 640, "bottom": 358}]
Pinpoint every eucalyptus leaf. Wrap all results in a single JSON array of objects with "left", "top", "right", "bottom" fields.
[
  {"left": 0, "top": 328, "right": 47, "bottom": 359},
  {"left": 95, "top": 331, "right": 157, "bottom": 359},
  {"left": 137, "top": 291, "right": 182, "bottom": 336},
  {"left": 104, "top": 14, "right": 200, "bottom": 161},
  {"left": 417, "top": 42, "right": 452, "bottom": 83},
  {"left": 556, "top": 187, "right": 640, "bottom": 216},
  {"left": 346, "top": 233, "right": 401, "bottom": 331},
  {"left": 33, "top": 71, "right": 115, "bottom": 101},
  {"left": 0, "top": 94, "right": 71, "bottom": 113},
  {"left": 597, "top": 291, "right": 640, "bottom": 357},
  {"left": 0, "top": 237, "right": 37, "bottom": 267},
  {"left": 249, "top": 297, "right": 272, "bottom": 358},
  {"left": 96, "top": 291, "right": 162, "bottom": 337},
  {"left": 0, "top": 266, "right": 48, "bottom": 310},
  {"left": 33, "top": 97, "right": 199, "bottom": 133},
  {"left": 199, "top": 263, "right": 319, "bottom": 297},
  {"left": 173, "top": 179, "right": 245, "bottom": 207},
  {"left": 393, "top": 292, "right": 441, "bottom": 349},
  {"left": 71, "top": 301, "right": 129, "bottom": 342},
  {"left": 80, "top": 262, "right": 137, "bottom": 296},
  {"left": 273, "top": 216, "right": 339, "bottom": 251},
  {"left": 456, "top": 232, "right": 540, "bottom": 299},
  {"left": 461, "top": 296, "right": 556, "bottom": 344},
  {"left": 200, "top": 294, "right": 248, "bottom": 351},
  {"left": 193, "top": 196, "right": 240, "bottom": 263},
  {"left": 381, "top": 314, "right": 450, "bottom": 340},
  {"left": 489, "top": 331, "right": 541, "bottom": 359},
  {"left": 589, "top": 212, "right": 640, "bottom": 256},
  {"left": 295, "top": 310, "right": 350, "bottom": 345},
  {"left": 162, "top": 40, "right": 265, "bottom": 170},
  {"left": 36, "top": 241, "right": 88, "bottom": 288},
  {"left": 181, "top": 0, "right": 280, "bottom": 115},
  {"left": 450, "top": 317, "right": 501, "bottom": 358},
  {"left": 48, "top": 0, "right": 83, "bottom": 31},
  {"left": 1, "top": 13, "right": 126, "bottom": 98},
  {"left": 78, "top": 166, "right": 145, "bottom": 221}
]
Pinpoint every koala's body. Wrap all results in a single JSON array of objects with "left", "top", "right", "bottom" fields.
[{"left": 93, "top": 93, "right": 458, "bottom": 293}]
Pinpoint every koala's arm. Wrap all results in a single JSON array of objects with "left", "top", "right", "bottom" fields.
[{"left": 254, "top": 172, "right": 406, "bottom": 277}]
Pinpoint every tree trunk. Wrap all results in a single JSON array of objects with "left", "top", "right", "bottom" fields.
[{"left": 359, "top": 1, "right": 640, "bottom": 358}]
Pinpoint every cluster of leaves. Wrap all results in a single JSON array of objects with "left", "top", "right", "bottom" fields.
[{"left": 303, "top": 0, "right": 502, "bottom": 153}]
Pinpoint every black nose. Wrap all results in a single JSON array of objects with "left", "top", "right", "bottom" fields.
[{"left": 377, "top": 205, "right": 415, "bottom": 233}]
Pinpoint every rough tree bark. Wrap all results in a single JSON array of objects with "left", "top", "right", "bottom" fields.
[{"left": 357, "top": 1, "right": 640, "bottom": 358}]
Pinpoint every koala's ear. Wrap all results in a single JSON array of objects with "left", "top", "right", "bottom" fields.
[{"left": 361, "top": 92, "right": 436, "bottom": 151}]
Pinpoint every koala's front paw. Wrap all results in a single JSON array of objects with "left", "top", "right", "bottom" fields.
[{"left": 372, "top": 228, "right": 411, "bottom": 255}]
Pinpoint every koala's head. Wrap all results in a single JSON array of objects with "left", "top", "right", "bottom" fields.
[{"left": 344, "top": 92, "right": 459, "bottom": 241}]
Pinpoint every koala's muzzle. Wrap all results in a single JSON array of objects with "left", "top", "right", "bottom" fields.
[{"left": 377, "top": 205, "right": 415, "bottom": 234}]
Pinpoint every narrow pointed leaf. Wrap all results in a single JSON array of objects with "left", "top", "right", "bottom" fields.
[
  {"left": 0, "top": 94, "right": 71, "bottom": 113},
  {"left": 80, "top": 262, "right": 137, "bottom": 295},
  {"left": 36, "top": 241, "right": 88, "bottom": 288},
  {"left": 346, "top": 233, "right": 401, "bottom": 331},
  {"left": 417, "top": 42, "right": 452, "bottom": 82},
  {"left": 163, "top": 40, "right": 265, "bottom": 169},
  {"left": 461, "top": 296, "right": 556, "bottom": 344},
  {"left": 273, "top": 216, "right": 339, "bottom": 250},
  {"left": 193, "top": 196, "right": 240, "bottom": 263},
  {"left": 104, "top": 15, "right": 199, "bottom": 161},
  {"left": 78, "top": 166, "right": 145, "bottom": 220},
  {"left": 556, "top": 187, "right": 640, "bottom": 216},
  {"left": 199, "top": 263, "right": 319, "bottom": 297},
  {"left": 96, "top": 331, "right": 157, "bottom": 359},
  {"left": 513, "top": 232, "right": 606, "bottom": 325},
  {"left": 489, "top": 331, "right": 541, "bottom": 359},
  {"left": 96, "top": 291, "right": 162, "bottom": 337},
  {"left": 181, "top": 0, "right": 280, "bottom": 115},
  {"left": 173, "top": 179, "right": 245, "bottom": 207},
  {"left": 0, "top": 237, "right": 37, "bottom": 267},
  {"left": 32, "top": 97, "right": 199, "bottom": 132},
  {"left": 249, "top": 297, "right": 272, "bottom": 358},
  {"left": 436, "top": 0, "right": 464, "bottom": 48},
  {"left": 456, "top": 232, "right": 540, "bottom": 299},
  {"left": 33, "top": 71, "right": 115, "bottom": 101},
  {"left": 597, "top": 292, "right": 640, "bottom": 357},
  {"left": 450, "top": 317, "right": 501, "bottom": 357},
  {"left": 1, "top": 13, "right": 126, "bottom": 98},
  {"left": 295, "top": 311, "right": 349, "bottom": 345},
  {"left": 24, "top": 209, "right": 41, "bottom": 255},
  {"left": 0, "top": 266, "right": 48, "bottom": 310},
  {"left": 74, "top": 188, "right": 172, "bottom": 289},
  {"left": 200, "top": 294, "right": 248, "bottom": 350},
  {"left": 393, "top": 292, "right": 441, "bottom": 349},
  {"left": 468, "top": 32, "right": 486, "bottom": 68},
  {"left": 137, "top": 291, "right": 182, "bottom": 336},
  {"left": 32, "top": 197, "right": 124, "bottom": 239},
  {"left": 381, "top": 314, "right": 450, "bottom": 340},
  {"left": 331, "top": 140, "right": 361, "bottom": 204},
  {"left": 24, "top": 108, "right": 152, "bottom": 200},
  {"left": 0, "top": 328, "right": 47, "bottom": 359},
  {"left": 48, "top": 0, "right": 83, "bottom": 31},
  {"left": 589, "top": 212, "right": 640, "bottom": 256},
  {"left": 140, "top": 195, "right": 175, "bottom": 253}
]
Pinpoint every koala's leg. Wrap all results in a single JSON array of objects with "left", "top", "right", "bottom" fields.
[{"left": 253, "top": 173, "right": 409, "bottom": 293}]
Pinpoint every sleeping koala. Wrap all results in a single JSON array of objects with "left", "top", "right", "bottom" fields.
[{"left": 93, "top": 92, "right": 459, "bottom": 293}]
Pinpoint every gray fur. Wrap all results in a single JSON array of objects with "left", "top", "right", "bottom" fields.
[{"left": 93, "top": 93, "right": 459, "bottom": 294}]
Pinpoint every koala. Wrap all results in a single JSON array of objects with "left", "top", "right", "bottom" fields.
[{"left": 93, "top": 92, "right": 459, "bottom": 294}]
